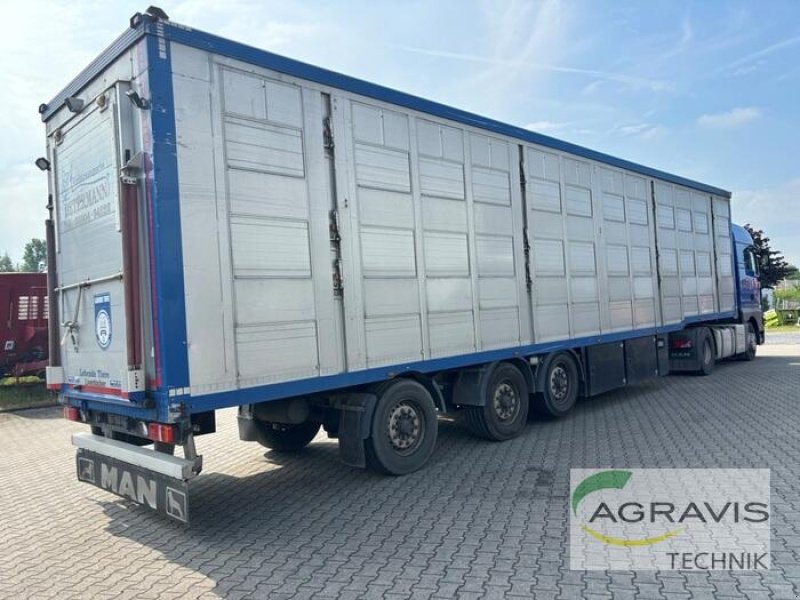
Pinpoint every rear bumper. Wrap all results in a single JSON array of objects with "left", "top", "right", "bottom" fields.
[{"left": 72, "top": 432, "right": 196, "bottom": 479}]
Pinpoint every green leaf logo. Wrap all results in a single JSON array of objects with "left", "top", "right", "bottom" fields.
[
  {"left": 572, "top": 470, "right": 632, "bottom": 515},
  {"left": 572, "top": 470, "right": 682, "bottom": 547}
]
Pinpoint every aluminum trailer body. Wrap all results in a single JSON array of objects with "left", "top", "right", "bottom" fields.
[{"left": 41, "top": 8, "right": 762, "bottom": 522}]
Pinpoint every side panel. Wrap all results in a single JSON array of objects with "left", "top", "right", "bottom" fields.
[
  {"left": 342, "top": 100, "right": 423, "bottom": 368},
  {"left": 712, "top": 196, "right": 736, "bottom": 312},
  {"left": 417, "top": 119, "right": 474, "bottom": 358},
  {"left": 654, "top": 182, "right": 718, "bottom": 322},
  {"left": 468, "top": 132, "right": 528, "bottom": 349},
  {"left": 524, "top": 147, "right": 572, "bottom": 342},
  {"left": 523, "top": 150, "right": 662, "bottom": 341},
  {"left": 161, "top": 39, "right": 737, "bottom": 410},
  {"left": 173, "top": 46, "right": 342, "bottom": 393},
  {"left": 596, "top": 168, "right": 660, "bottom": 332},
  {"left": 171, "top": 45, "right": 231, "bottom": 393},
  {"left": 336, "top": 99, "right": 528, "bottom": 367}
]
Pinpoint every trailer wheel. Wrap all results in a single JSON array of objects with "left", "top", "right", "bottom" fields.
[
  {"left": 533, "top": 352, "right": 579, "bottom": 418},
  {"left": 740, "top": 322, "right": 757, "bottom": 361},
  {"left": 698, "top": 333, "right": 715, "bottom": 376},
  {"left": 253, "top": 420, "right": 321, "bottom": 452},
  {"left": 365, "top": 379, "right": 437, "bottom": 475},
  {"left": 464, "top": 362, "right": 529, "bottom": 441}
]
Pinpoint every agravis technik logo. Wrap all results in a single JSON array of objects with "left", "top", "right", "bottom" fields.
[{"left": 570, "top": 469, "right": 770, "bottom": 570}]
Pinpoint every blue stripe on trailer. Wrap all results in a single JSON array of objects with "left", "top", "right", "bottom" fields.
[{"left": 145, "top": 32, "right": 191, "bottom": 399}]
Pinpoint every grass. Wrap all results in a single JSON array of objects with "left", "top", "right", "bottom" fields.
[{"left": 0, "top": 382, "right": 57, "bottom": 411}]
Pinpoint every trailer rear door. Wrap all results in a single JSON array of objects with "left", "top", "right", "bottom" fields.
[{"left": 50, "top": 83, "right": 143, "bottom": 398}]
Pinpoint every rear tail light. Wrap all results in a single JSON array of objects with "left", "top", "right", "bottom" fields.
[
  {"left": 671, "top": 338, "right": 693, "bottom": 350},
  {"left": 63, "top": 406, "right": 81, "bottom": 422},
  {"left": 147, "top": 422, "right": 176, "bottom": 444}
]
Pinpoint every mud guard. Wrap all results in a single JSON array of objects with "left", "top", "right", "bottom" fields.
[{"left": 337, "top": 393, "right": 377, "bottom": 468}]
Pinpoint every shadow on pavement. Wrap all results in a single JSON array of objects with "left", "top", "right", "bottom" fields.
[{"left": 95, "top": 353, "right": 799, "bottom": 595}]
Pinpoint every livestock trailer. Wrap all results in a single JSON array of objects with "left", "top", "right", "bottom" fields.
[
  {"left": 40, "top": 7, "right": 763, "bottom": 523},
  {"left": 0, "top": 272, "right": 48, "bottom": 377}
]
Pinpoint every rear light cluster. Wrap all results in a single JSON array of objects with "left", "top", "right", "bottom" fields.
[
  {"left": 63, "top": 406, "right": 81, "bottom": 422},
  {"left": 671, "top": 338, "right": 693, "bottom": 350},
  {"left": 64, "top": 408, "right": 176, "bottom": 444},
  {"left": 147, "top": 422, "right": 176, "bottom": 444}
]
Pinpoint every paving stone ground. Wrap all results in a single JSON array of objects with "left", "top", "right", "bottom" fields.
[
  {"left": 0, "top": 344, "right": 798, "bottom": 599},
  {"left": 764, "top": 331, "right": 800, "bottom": 345}
]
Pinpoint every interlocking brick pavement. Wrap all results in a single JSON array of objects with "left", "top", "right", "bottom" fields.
[{"left": 0, "top": 344, "right": 798, "bottom": 599}]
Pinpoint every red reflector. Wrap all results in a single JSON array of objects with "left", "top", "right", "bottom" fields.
[
  {"left": 671, "top": 338, "right": 693, "bottom": 350},
  {"left": 63, "top": 406, "right": 81, "bottom": 422},
  {"left": 147, "top": 422, "right": 175, "bottom": 444}
]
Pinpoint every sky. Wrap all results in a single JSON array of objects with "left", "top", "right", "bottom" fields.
[{"left": 1, "top": 0, "right": 798, "bottom": 265}]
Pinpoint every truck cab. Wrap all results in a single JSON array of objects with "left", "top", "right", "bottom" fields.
[{"left": 732, "top": 224, "right": 764, "bottom": 345}]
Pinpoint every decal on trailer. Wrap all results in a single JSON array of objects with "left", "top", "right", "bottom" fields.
[
  {"left": 94, "top": 293, "right": 112, "bottom": 350},
  {"left": 76, "top": 450, "right": 191, "bottom": 524}
]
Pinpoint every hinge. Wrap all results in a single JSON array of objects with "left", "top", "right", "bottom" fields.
[
  {"left": 323, "top": 116, "right": 335, "bottom": 156},
  {"left": 523, "top": 228, "right": 532, "bottom": 291},
  {"left": 332, "top": 259, "right": 344, "bottom": 295},
  {"left": 329, "top": 208, "right": 341, "bottom": 243},
  {"left": 120, "top": 151, "right": 144, "bottom": 185},
  {"left": 330, "top": 209, "right": 343, "bottom": 296}
]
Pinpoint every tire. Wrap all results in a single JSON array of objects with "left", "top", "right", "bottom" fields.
[
  {"left": 740, "top": 322, "right": 757, "bottom": 361},
  {"left": 464, "top": 362, "right": 529, "bottom": 441},
  {"left": 698, "top": 334, "right": 715, "bottom": 376},
  {"left": 365, "top": 379, "right": 438, "bottom": 476},
  {"left": 533, "top": 352, "right": 579, "bottom": 418},
  {"left": 253, "top": 420, "right": 321, "bottom": 452}
]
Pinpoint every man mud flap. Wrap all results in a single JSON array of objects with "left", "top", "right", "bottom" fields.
[
  {"left": 337, "top": 393, "right": 377, "bottom": 468},
  {"left": 72, "top": 432, "right": 198, "bottom": 524}
]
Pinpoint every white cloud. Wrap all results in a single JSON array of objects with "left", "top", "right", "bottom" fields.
[
  {"left": 733, "top": 178, "right": 800, "bottom": 266},
  {"left": 697, "top": 106, "right": 762, "bottom": 128},
  {"left": 0, "top": 164, "right": 48, "bottom": 264},
  {"left": 615, "top": 123, "right": 665, "bottom": 140},
  {"left": 524, "top": 121, "right": 570, "bottom": 133},
  {"left": 396, "top": 44, "right": 674, "bottom": 94},
  {"left": 724, "top": 34, "right": 800, "bottom": 72}
]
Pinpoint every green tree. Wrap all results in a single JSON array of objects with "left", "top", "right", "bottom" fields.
[
  {"left": 0, "top": 252, "right": 14, "bottom": 272},
  {"left": 785, "top": 264, "right": 799, "bottom": 280},
  {"left": 19, "top": 238, "right": 46, "bottom": 272},
  {"left": 743, "top": 224, "right": 793, "bottom": 289}
]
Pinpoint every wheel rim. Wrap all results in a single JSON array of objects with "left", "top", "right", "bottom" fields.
[
  {"left": 387, "top": 400, "right": 424, "bottom": 455},
  {"left": 549, "top": 363, "right": 570, "bottom": 402},
  {"left": 492, "top": 381, "right": 520, "bottom": 422}
]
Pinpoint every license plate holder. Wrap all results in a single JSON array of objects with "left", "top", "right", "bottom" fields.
[{"left": 76, "top": 448, "right": 190, "bottom": 524}]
